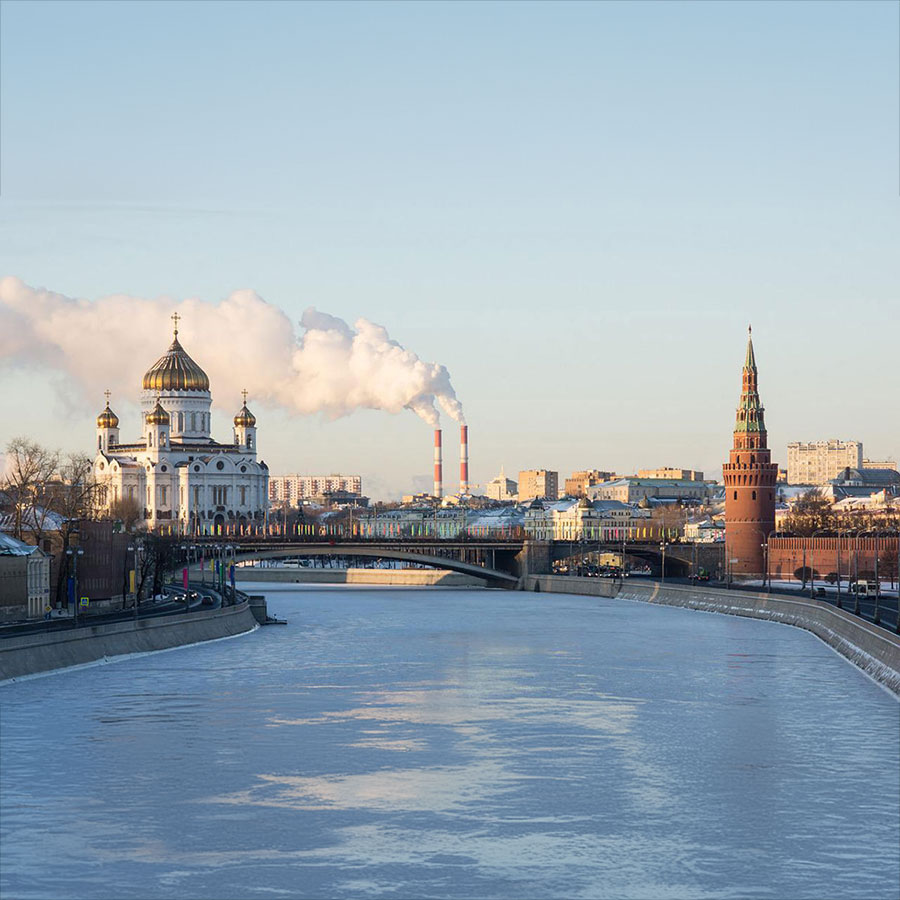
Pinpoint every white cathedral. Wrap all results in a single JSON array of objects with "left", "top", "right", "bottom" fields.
[{"left": 93, "top": 316, "right": 269, "bottom": 533}]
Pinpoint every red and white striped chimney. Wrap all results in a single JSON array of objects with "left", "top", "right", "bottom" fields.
[
  {"left": 433, "top": 429, "right": 443, "bottom": 498},
  {"left": 459, "top": 424, "right": 469, "bottom": 495}
]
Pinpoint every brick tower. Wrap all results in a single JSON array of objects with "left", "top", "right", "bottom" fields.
[{"left": 723, "top": 327, "right": 777, "bottom": 577}]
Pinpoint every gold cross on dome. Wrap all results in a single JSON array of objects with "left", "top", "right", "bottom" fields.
[
  {"left": 171, "top": 311, "right": 181, "bottom": 336},
  {"left": 241, "top": 388, "right": 248, "bottom": 405},
  {"left": 104, "top": 389, "right": 111, "bottom": 406}
]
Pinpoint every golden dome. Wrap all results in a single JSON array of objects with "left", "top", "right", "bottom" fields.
[
  {"left": 97, "top": 403, "right": 119, "bottom": 429},
  {"left": 234, "top": 405, "right": 256, "bottom": 428},
  {"left": 142, "top": 325, "right": 210, "bottom": 393},
  {"left": 234, "top": 391, "right": 256, "bottom": 427},
  {"left": 146, "top": 399, "right": 170, "bottom": 426}
]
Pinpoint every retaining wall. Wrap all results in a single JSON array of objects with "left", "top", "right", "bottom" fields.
[
  {"left": 0, "top": 602, "right": 258, "bottom": 682},
  {"left": 236, "top": 568, "right": 486, "bottom": 587},
  {"left": 525, "top": 575, "right": 900, "bottom": 696}
]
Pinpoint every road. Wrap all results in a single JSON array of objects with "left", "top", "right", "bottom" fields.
[{"left": 0, "top": 582, "right": 232, "bottom": 638}]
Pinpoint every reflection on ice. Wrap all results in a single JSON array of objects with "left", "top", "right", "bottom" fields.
[{"left": 204, "top": 760, "right": 516, "bottom": 812}]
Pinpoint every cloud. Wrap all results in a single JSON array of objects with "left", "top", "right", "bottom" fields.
[{"left": 0, "top": 277, "right": 464, "bottom": 427}]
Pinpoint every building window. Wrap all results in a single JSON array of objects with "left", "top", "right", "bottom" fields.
[
  {"left": 733, "top": 491, "right": 737, "bottom": 500},
  {"left": 752, "top": 490, "right": 756, "bottom": 500},
  {"left": 191, "top": 412, "right": 197, "bottom": 431},
  {"left": 160, "top": 486, "right": 167, "bottom": 505}
]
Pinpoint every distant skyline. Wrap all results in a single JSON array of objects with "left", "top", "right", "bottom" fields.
[{"left": 1, "top": 0, "right": 898, "bottom": 497}]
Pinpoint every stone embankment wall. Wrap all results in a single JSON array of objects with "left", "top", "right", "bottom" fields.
[
  {"left": 0, "top": 602, "right": 258, "bottom": 682},
  {"left": 236, "top": 568, "right": 486, "bottom": 587},
  {"left": 524, "top": 576, "right": 900, "bottom": 696}
]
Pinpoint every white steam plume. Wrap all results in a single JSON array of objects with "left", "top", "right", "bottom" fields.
[{"left": 0, "top": 277, "right": 465, "bottom": 426}]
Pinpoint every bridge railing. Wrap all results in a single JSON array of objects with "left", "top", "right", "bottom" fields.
[
  {"left": 173, "top": 522, "right": 529, "bottom": 542},
  {"left": 159, "top": 522, "right": 686, "bottom": 544}
]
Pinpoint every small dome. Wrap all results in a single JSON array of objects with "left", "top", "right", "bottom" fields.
[
  {"left": 234, "top": 405, "right": 256, "bottom": 428},
  {"left": 146, "top": 399, "right": 170, "bottom": 426},
  {"left": 97, "top": 403, "right": 119, "bottom": 429},
  {"left": 142, "top": 329, "right": 210, "bottom": 392}
]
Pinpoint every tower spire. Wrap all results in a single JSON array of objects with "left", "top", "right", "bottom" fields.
[
  {"left": 171, "top": 311, "right": 180, "bottom": 338},
  {"left": 744, "top": 325, "right": 756, "bottom": 370}
]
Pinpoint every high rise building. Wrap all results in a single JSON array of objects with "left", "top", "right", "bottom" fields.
[
  {"left": 786, "top": 440, "right": 863, "bottom": 485},
  {"left": 723, "top": 328, "right": 777, "bottom": 577},
  {"left": 518, "top": 470, "right": 558, "bottom": 502},
  {"left": 269, "top": 475, "right": 362, "bottom": 504}
]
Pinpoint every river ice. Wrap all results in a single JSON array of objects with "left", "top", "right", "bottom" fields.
[{"left": 1, "top": 586, "right": 898, "bottom": 899}]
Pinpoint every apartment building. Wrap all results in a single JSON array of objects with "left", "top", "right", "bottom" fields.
[
  {"left": 786, "top": 440, "right": 863, "bottom": 485},
  {"left": 269, "top": 474, "right": 362, "bottom": 505}
]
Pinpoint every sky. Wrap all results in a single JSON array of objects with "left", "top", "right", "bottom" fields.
[{"left": 1, "top": 0, "right": 898, "bottom": 498}]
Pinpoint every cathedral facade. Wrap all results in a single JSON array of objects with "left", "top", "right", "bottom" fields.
[{"left": 93, "top": 318, "right": 269, "bottom": 533}]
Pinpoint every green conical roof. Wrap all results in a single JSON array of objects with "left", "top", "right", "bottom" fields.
[
  {"left": 735, "top": 326, "right": 765, "bottom": 434},
  {"left": 744, "top": 326, "right": 756, "bottom": 369}
]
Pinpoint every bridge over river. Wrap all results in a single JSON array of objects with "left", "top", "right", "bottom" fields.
[{"left": 187, "top": 535, "right": 726, "bottom": 586}]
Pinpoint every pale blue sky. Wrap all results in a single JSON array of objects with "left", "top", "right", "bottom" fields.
[{"left": 1, "top": 0, "right": 898, "bottom": 496}]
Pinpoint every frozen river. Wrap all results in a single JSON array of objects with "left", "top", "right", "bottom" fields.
[{"left": 2, "top": 586, "right": 898, "bottom": 899}]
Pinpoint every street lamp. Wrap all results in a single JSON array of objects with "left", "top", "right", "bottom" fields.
[
  {"left": 65, "top": 546, "right": 84, "bottom": 627},
  {"left": 810, "top": 529, "right": 830, "bottom": 601},
  {"left": 659, "top": 540, "right": 667, "bottom": 586}
]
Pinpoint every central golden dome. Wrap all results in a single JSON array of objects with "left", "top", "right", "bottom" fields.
[{"left": 142, "top": 330, "right": 210, "bottom": 393}]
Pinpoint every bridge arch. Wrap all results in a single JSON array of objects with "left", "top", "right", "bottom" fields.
[{"left": 221, "top": 543, "right": 520, "bottom": 589}]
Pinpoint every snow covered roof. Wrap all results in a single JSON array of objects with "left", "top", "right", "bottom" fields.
[{"left": 0, "top": 532, "right": 40, "bottom": 556}]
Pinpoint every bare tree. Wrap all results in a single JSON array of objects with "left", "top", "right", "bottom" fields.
[
  {"left": 1, "top": 437, "right": 60, "bottom": 542},
  {"left": 109, "top": 496, "right": 143, "bottom": 532},
  {"left": 53, "top": 453, "right": 102, "bottom": 605},
  {"left": 783, "top": 488, "right": 836, "bottom": 536}
]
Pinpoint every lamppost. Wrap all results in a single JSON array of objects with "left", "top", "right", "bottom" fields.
[
  {"left": 126, "top": 539, "right": 143, "bottom": 619},
  {"left": 810, "top": 529, "right": 830, "bottom": 600},
  {"left": 763, "top": 528, "right": 778, "bottom": 593},
  {"left": 835, "top": 527, "right": 850, "bottom": 609},
  {"left": 65, "top": 545, "right": 84, "bottom": 628},
  {"left": 659, "top": 540, "right": 667, "bottom": 586}
]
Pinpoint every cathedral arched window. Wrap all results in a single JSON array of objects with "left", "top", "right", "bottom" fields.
[{"left": 191, "top": 412, "right": 197, "bottom": 431}]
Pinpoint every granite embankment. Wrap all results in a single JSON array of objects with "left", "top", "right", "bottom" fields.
[
  {"left": 236, "top": 567, "right": 486, "bottom": 587},
  {"left": 0, "top": 602, "right": 258, "bottom": 682},
  {"left": 525, "top": 575, "right": 900, "bottom": 696}
]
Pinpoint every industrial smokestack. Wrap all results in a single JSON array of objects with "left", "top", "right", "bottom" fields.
[
  {"left": 460, "top": 424, "right": 469, "bottom": 495},
  {"left": 433, "top": 429, "right": 443, "bottom": 498}
]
